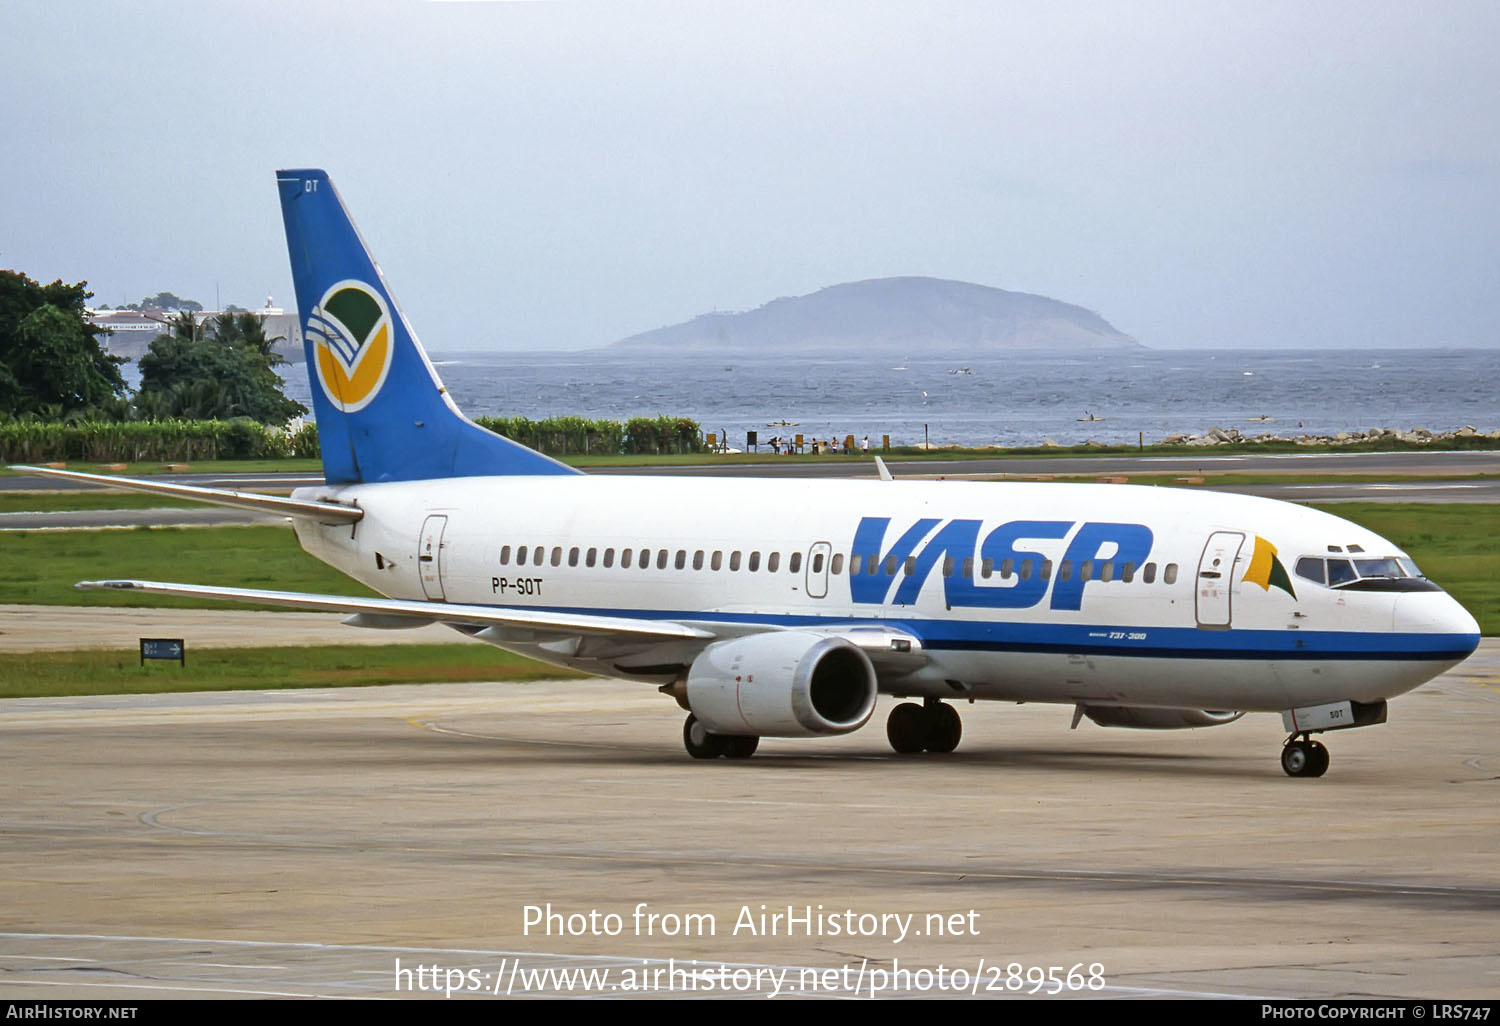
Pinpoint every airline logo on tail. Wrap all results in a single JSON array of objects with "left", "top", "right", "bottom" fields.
[{"left": 307, "top": 279, "right": 394, "bottom": 412}]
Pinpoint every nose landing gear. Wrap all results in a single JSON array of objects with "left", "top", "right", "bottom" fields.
[{"left": 1281, "top": 735, "right": 1330, "bottom": 778}]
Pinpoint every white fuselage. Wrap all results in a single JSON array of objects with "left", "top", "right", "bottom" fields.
[{"left": 291, "top": 476, "right": 1480, "bottom": 714}]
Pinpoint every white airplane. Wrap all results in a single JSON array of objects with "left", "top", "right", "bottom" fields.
[{"left": 17, "top": 169, "right": 1481, "bottom": 777}]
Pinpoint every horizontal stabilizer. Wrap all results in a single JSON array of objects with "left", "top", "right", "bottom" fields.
[
  {"left": 10, "top": 465, "right": 363, "bottom": 524},
  {"left": 75, "top": 579, "right": 717, "bottom": 641}
]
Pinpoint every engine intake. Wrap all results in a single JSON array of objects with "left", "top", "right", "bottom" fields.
[{"left": 685, "top": 632, "right": 878, "bottom": 737}]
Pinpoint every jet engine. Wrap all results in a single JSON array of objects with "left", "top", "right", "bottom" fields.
[
  {"left": 1079, "top": 706, "right": 1243, "bottom": 730},
  {"left": 684, "top": 632, "right": 878, "bottom": 737}
]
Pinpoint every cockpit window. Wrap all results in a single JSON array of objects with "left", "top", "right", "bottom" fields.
[
  {"left": 1295, "top": 557, "right": 1325, "bottom": 585},
  {"left": 1326, "top": 559, "right": 1357, "bottom": 586},
  {"left": 1295, "top": 554, "right": 1432, "bottom": 590},
  {"left": 1353, "top": 558, "right": 1403, "bottom": 579}
]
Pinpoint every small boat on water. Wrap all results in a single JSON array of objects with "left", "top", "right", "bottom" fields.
[{"left": 1077, "top": 412, "right": 1104, "bottom": 422}]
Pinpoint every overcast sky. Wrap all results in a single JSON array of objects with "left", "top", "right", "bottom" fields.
[{"left": 4, "top": 1, "right": 1498, "bottom": 350}]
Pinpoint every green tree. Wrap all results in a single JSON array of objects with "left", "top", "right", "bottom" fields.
[
  {"left": 136, "top": 312, "right": 305, "bottom": 426},
  {"left": 0, "top": 270, "right": 126, "bottom": 418}
]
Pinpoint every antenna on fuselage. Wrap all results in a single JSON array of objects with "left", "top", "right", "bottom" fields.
[{"left": 873, "top": 456, "right": 894, "bottom": 482}]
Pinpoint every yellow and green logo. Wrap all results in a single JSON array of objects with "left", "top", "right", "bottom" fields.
[
  {"left": 307, "top": 280, "right": 393, "bottom": 412},
  {"left": 1242, "top": 535, "right": 1296, "bottom": 599}
]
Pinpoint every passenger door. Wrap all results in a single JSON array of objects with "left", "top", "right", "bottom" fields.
[
  {"left": 1196, "top": 531, "right": 1244, "bottom": 629},
  {"left": 419, "top": 514, "right": 448, "bottom": 601}
]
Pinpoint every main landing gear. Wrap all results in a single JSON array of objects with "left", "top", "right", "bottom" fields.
[
  {"left": 886, "top": 698, "right": 962, "bottom": 754},
  {"left": 1281, "top": 735, "right": 1330, "bottom": 778},
  {"left": 682, "top": 713, "right": 759, "bottom": 760}
]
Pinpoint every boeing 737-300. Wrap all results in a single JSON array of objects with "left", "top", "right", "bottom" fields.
[{"left": 17, "top": 169, "right": 1481, "bottom": 777}]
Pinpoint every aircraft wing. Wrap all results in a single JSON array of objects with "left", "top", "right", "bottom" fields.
[
  {"left": 9, "top": 465, "right": 362, "bottom": 524},
  {"left": 75, "top": 579, "right": 716, "bottom": 641}
]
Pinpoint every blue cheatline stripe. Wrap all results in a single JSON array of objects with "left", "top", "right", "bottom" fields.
[{"left": 476, "top": 603, "right": 1480, "bottom": 663}]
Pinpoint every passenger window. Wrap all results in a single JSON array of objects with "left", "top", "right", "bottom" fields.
[
  {"left": 1001, "top": 558, "right": 1014, "bottom": 579},
  {"left": 675, "top": 550, "right": 687, "bottom": 570},
  {"left": 1143, "top": 562, "right": 1157, "bottom": 584},
  {"left": 1080, "top": 560, "right": 1093, "bottom": 581},
  {"left": 869, "top": 555, "right": 881, "bottom": 576},
  {"left": 515, "top": 545, "right": 527, "bottom": 564},
  {"left": 551, "top": 546, "right": 563, "bottom": 567},
  {"left": 603, "top": 548, "right": 615, "bottom": 569},
  {"left": 730, "top": 551, "right": 741, "bottom": 571},
  {"left": 1019, "top": 559, "right": 1032, "bottom": 580},
  {"left": 901, "top": 555, "right": 914, "bottom": 576},
  {"left": 1041, "top": 559, "right": 1053, "bottom": 580},
  {"left": 962, "top": 557, "right": 974, "bottom": 579},
  {"left": 621, "top": 547, "right": 632, "bottom": 568},
  {"left": 656, "top": 549, "right": 669, "bottom": 570},
  {"left": 769, "top": 553, "right": 781, "bottom": 572},
  {"left": 534, "top": 547, "right": 546, "bottom": 567},
  {"left": 1295, "top": 557, "right": 1325, "bottom": 585},
  {"left": 1164, "top": 563, "right": 1178, "bottom": 584},
  {"left": 499, "top": 545, "right": 511, "bottom": 565},
  {"left": 749, "top": 551, "right": 761, "bottom": 572},
  {"left": 1121, "top": 561, "right": 1135, "bottom": 582},
  {"left": 811, "top": 553, "right": 823, "bottom": 574},
  {"left": 711, "top": 551, "right": 723, "bottom": 571},
  {"left": 585, "top": 547, "right": 597, "bottom": 568},
  {"left": 639, "top": 549, "right": 651, "bottom": 569},
  {"left": 1100, "top": 561, "right": 1113, "bottom": 582},
  {"left": 1327, "top": 559, "right": 1356, "bottom": 586},
  {"left": 942, "top": 556, "right": 955, "bottom": 578},
  {"left": 887, "top": 556, "right": 901, "bottom": 576},
  {"left": 831, "top": 554, "right": 844, "bottom": 574},
  {"left": 692, "top": 550, "right": 704, "bottom": 570},
  {"left": 568, "top": 547, "right": 579, "bottom": 567},
  {"left": 1058, "top": 561, "right": 1071, "bottom": 582},
  {"left": 789, "top": 552, "right": 802, "bottom": 573},
  {"left": 981, "top": 557, "right": 994, "bottom": 579}
]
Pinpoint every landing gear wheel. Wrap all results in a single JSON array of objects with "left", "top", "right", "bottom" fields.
[
  {"left": 1281, "top": 739, "right": 1329, "bottom": 778},
  {"left": 1281, "top": 741, "right": 1309, "bottom": 776},
  {"left": 887, "top": 702, "right": 927, "bottom": 754},
  {"left": 722, "top": 735, "right": 760, "bottom": 759},
  {"left": 1306, "top": 740, "right": 1329, "bottom": 777},
  {"left": 924, "top": 702, "right": 963, "bottom": 754},
  {"left": 683, "top": 714, "right": 728, "bottom": 760}
]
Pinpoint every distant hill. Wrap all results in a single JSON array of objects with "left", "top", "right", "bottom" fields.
[{"left": 611, "top": 277, "right": 1140, "bottom": 353}]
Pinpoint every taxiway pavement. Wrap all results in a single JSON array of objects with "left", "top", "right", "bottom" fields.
[{"left": 1, "top": 644, "right": 1497, "bottom": 999}]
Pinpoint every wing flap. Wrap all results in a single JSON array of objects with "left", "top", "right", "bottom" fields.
[
  {"left": 10, "top": 465, "right": 362, "bottom": 524},
  {"left": 76, "top": 579, "right": 716, "bottom": 641}
]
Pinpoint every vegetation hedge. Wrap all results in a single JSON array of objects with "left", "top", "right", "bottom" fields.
[{"left": 0, "top": 415, "right": 702, "bottom": 462}]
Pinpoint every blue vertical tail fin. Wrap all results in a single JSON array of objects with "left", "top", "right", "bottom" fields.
[{"left": 276, "top": 169, "right": 578, "bottom": 484}]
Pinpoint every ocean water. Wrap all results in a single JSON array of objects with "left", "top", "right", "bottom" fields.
[{"left": 277, "top": 347, "right": 1498, "bottom": 450}]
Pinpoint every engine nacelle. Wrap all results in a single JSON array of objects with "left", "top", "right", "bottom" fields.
[
  {"left": 685, "top": 632, "right": 878, "bottom": 738},
  {"left": 1080, "top": 706, "right": 1244, "bottom": 730}
]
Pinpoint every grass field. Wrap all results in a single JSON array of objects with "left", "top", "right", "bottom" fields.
[
  {"left": 0, "top": 644, "right": 585, "bottom": 699},
  {"left": 0, "top": 524, "right": 375, "bottom": 608}
]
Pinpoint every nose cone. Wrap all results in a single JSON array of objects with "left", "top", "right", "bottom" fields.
[{"left": 1393, "top": 592, "right": 1481, "bottom": 660}]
